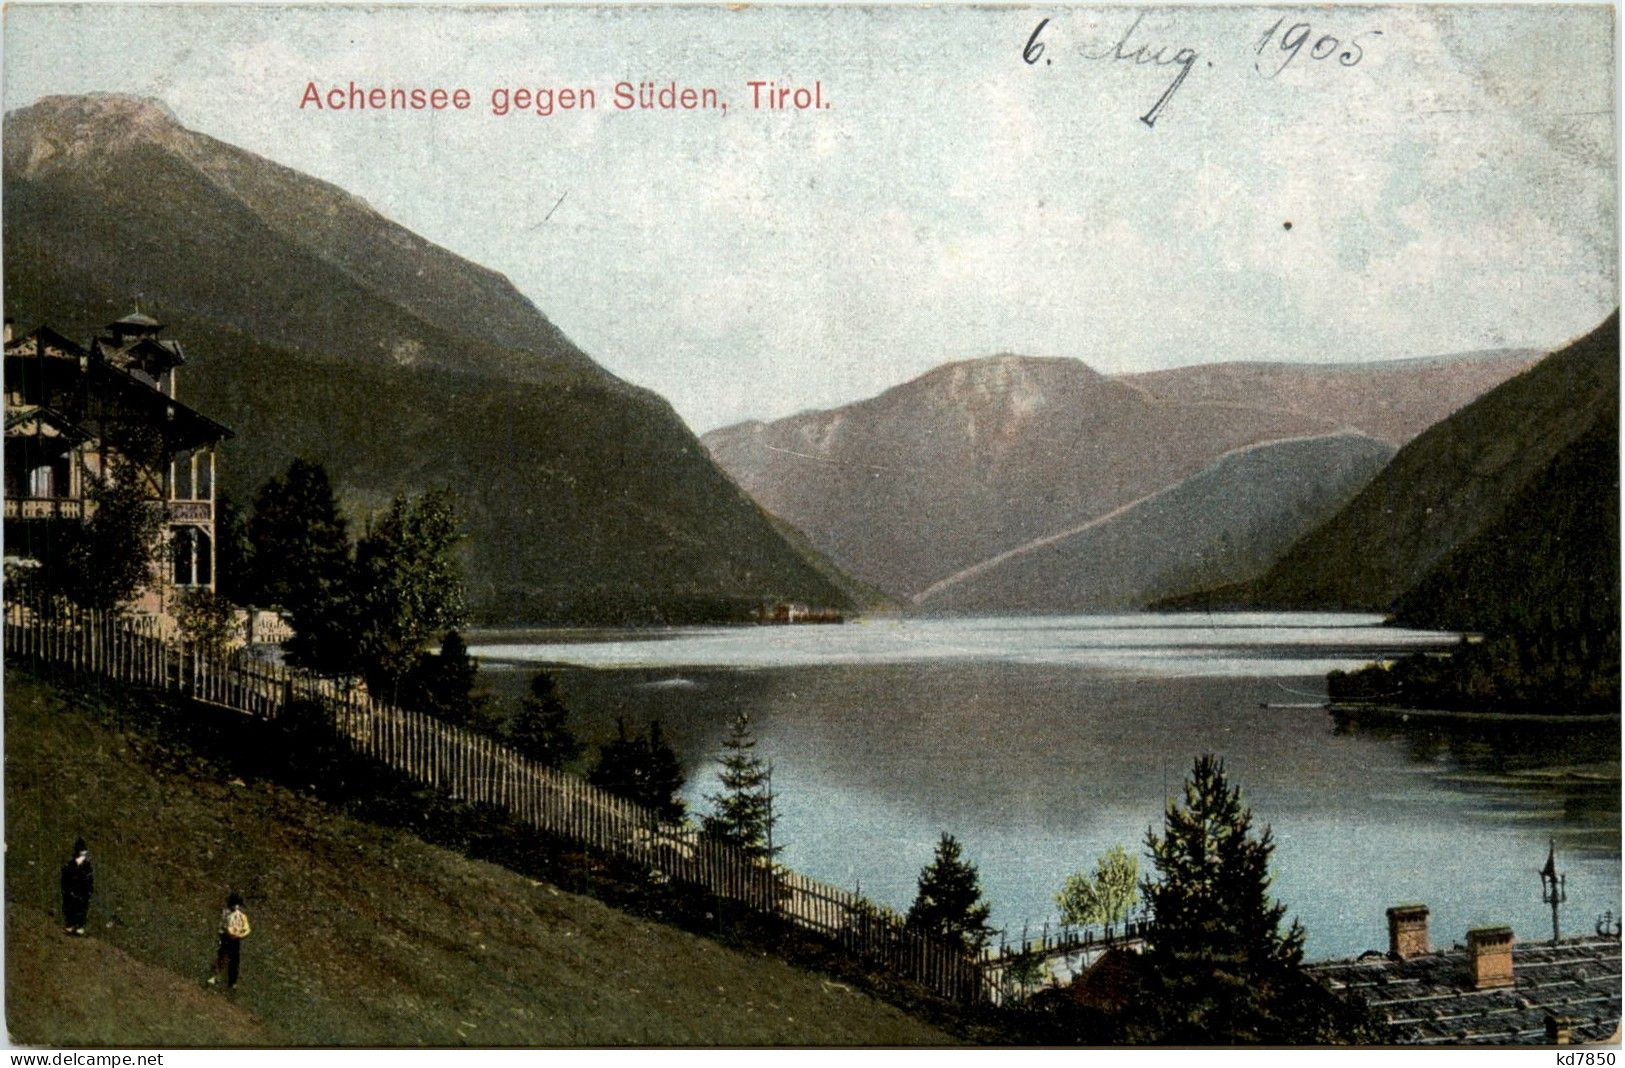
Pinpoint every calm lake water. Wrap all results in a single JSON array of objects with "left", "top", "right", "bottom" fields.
[{"left": 468, "top": 614, "right": 1621, "bottom": 960}]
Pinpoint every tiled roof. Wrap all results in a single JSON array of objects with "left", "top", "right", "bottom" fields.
[{"left": 1309, "top": 937, "right": 1621, "bottom": 1045}]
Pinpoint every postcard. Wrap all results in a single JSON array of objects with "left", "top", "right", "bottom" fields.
[{"left": 1, "top": 1, "right": 1618, "bottom": 1050}]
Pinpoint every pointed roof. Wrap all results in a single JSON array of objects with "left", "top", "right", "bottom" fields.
[
  {"left": 4, "top": 325, "right": 88, "bottom": 359},
  {"left": 4, "top": 404, "right": 93, "bottom": 443},
  {"left": 123, "top": 335, "right": 187, "bottom": 368},
  {"left": 86, "top": 359, "right": 233, "bottom": 448}
]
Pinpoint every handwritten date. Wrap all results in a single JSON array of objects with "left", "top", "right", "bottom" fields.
[
  {"left": 1254, "top": 17, "right": 1382, "bottom": 78},
  {"left": 1024, "top": 14, "right": 1383, "bottom": 129}
]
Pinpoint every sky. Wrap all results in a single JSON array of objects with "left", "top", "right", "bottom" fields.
[{"left": 3, "top": 3, "right": 1617, "bottom": 432}]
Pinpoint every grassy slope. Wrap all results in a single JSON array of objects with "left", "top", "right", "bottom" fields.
[{"left": 4, "top": 671, "right": 950, "bottom": 1047}]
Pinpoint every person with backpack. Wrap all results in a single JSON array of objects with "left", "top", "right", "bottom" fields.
[
  {"left": 208, "top": 892, "right": 251, "bottom": 989},
  {"left": 59, "top": 838, "right": 93, "bottom": 936}
]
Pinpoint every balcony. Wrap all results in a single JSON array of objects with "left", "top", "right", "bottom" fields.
[
  {"left": 4, "top": 496, "right": 212, "bottom": 523},
  {"left": 167, "top": 500, "right": 212, "bottom": 523},
  {"left": 3, "top": 497, "right": 85, "bottom": 521}
]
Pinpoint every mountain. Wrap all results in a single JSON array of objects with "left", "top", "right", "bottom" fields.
[
  {"left": 3, "top": 93, "right": 859, "bottom": 623},
  {"left": 1218, "top": 313, "right": 1619, "bottom": 612},
  {"left": 703, "top": 355, "right": 1341, "bottom": 599},
  {"left": 1391, "top": 403, "right": 1619, "bottom": 637},
  {"left": 917, "top": 432, "right": 1396, "bottom": 614},
  {"left": 703, "top": 351, "right": 1539, "bottom": 603},
  {"left": 1120, "top": 350, "right": 1542, "bottom": 448}
]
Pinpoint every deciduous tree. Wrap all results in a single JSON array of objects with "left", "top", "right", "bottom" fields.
[
  {"left": 174, "top": 588, "right": 238, "bottom": 657},
  {"left": 351, "top": 488, "right": 467, "bottom": 699},
  {"left": 56, "top": 474, "right": 165, "bottom": 607},
  {"left": 1057, "top": 843, "right": 1140, "bottom": 938}
]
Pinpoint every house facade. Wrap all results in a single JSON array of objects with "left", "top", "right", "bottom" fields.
[{"left": 4, "top": 313, "right": 233, "bottom": 615}]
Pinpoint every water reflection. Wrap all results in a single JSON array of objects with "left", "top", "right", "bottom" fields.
[
  {"left": 1329, "top": 711, "right": 1619, "bottom": 860},
  {"left": 468, "top": 615, "right": 1619, "bottom": 959}
]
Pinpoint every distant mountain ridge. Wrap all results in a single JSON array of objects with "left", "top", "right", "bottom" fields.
[
  {"left": 917, "top": 431, "right": 1396, "bottom": 614},
  {"left": 1199, "top": 313, "right": 1619, "bottom": 613},
  {"left": 1120, "top": 349, "right": 1543, "bottom": 446},
  {"left": 703, "top": 348, "right": 1541, "bottom": 606},
  {"left": 6, "top": 94, "right": 597, "bottom": 384},
  {"left": 4, "top": 93, "right": 860, "bottom": 623}
]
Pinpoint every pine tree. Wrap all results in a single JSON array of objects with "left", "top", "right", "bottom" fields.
[
  {"left": 1129, "top": 754, "right": 1367, "bottom": 1044},
  {"left": 588, "top": 717, "right": 686, "bottom": 822},
  {"left": 246, "top": 461, "right": 351, "bottom": 611},
  {"left": 246, "top": 459, "right": 356, "bottom": 676},
  {"left": 641, "top": 721, "right": 687, "bottom": 822},
  {"left": 702, "top": 711, "right": 779, "bottom": 860},
  {"left": 404, "top": 630, "right": 498, "bottom": 733},
  {"left": 905, "top": 833, "right": 992, "bottom": 952},
  {"left": 507, "top": 671, "right": 581, "bottom": 769}
]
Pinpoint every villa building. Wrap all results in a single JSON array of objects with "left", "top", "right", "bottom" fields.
[{"left": 3, "top": 313, "right": 233, "bottom": 616}]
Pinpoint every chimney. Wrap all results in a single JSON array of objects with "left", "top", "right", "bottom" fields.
[
  {"left": 1387, "top": 904, "right": 1430, "bottom": 960},
  {"left": 1545, "top": 1014, "right": 1574, "bottom": 1045},
  {"left": 1467, "top": 926, "right": 1515, "bottom": 989}
]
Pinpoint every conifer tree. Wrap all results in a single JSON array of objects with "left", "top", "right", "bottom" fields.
[
  {"left": 211, "top": 493, "right": 251, "bottom": 606},
  {"left": 906, "top": 833, "right": 992, "bottom": 952},
  {"left": 702, "top": 711, "right": 779, "bottom": 860},
  {"left": 589, "top": 717, "right": 686, "bottom": 821},
  {"left": 1143, "top": 755, "right": 1303, "bottom": 972},
  {"left": 1128, "top": 754, "right": 1369, "bottom": 1043},
  {"left": 507, "top": 671, "right": 582, "bottom": 769},
  {"left": 246, "top": 461, "right": 350, "bottom": 611},
  {"left": 404, "top": 630, "right": 498, "bottom": 733}
]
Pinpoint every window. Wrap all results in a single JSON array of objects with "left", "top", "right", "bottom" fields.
[
  {"left": 196, "top": 450, "right": 213, "bottom": 501},
  {"left": 172, "top": 527, "right": 195, "bottom": 586},
  {"left": 171, "top": 526, "right": 214, "bottom": 587},
  {"left": 28, "top": 464, "right": 53, "bottom": 498},
  {"left": 171, "top": 451, "right": 194, "bottom": 501},
  {"left": 195, "top": 530, "right": 213, "bottom": 587}
]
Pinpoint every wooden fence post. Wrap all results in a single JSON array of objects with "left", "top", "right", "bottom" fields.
[{"left": 1, "top": 608, "right": 996, "bottom": 1007}]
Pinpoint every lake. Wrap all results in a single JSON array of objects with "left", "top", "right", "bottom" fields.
[{"left": 468, "top": 613, "right": 1621, "bottom": 960}]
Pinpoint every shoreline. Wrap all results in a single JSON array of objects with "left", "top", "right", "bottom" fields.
[{"left": 1328, "top": 702, "right": 1620, "bottom": 727}]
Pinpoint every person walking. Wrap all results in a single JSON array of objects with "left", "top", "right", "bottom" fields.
[
  {"left": 208, "top": 892, "right": 251, "bottom": 989},
  {"left": 59, "top": 838, "right": 93, "bottom": 936}
]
